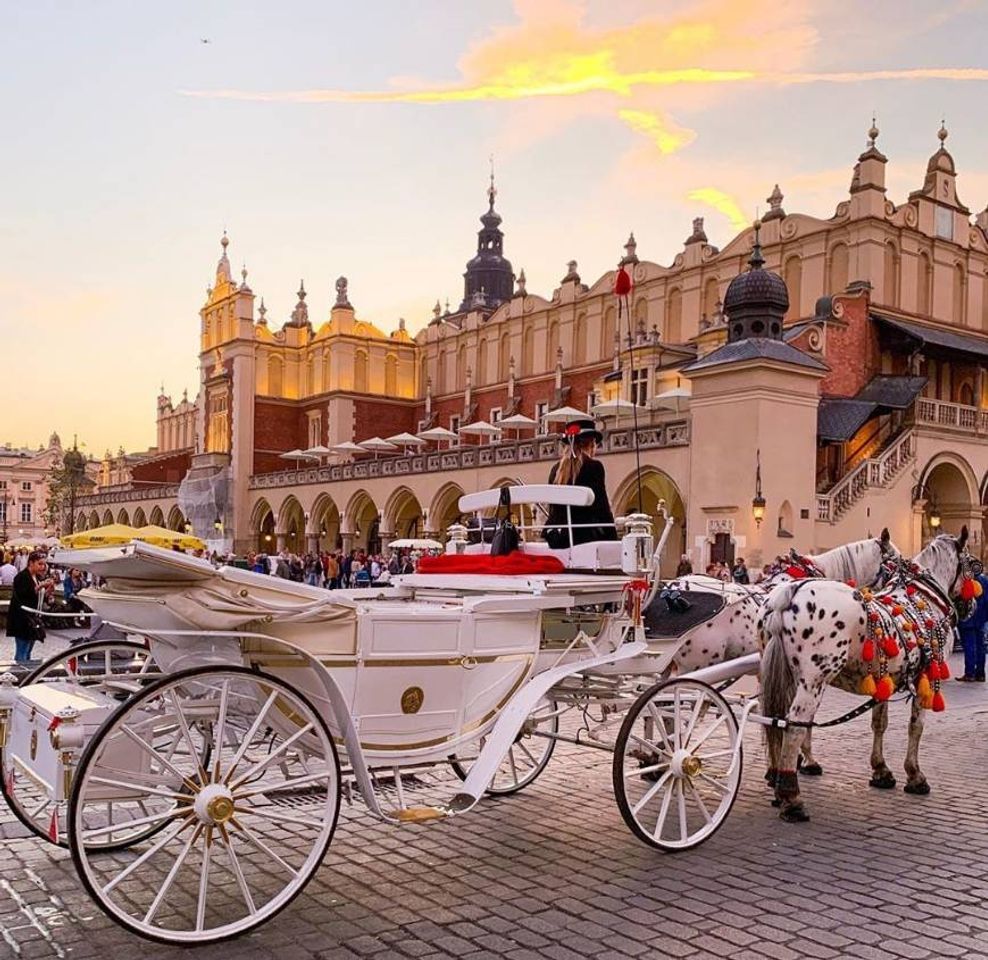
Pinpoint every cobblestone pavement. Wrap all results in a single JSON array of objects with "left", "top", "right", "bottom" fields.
[{"left": 1, "top": 652, "right": 987, "bottom": 960}]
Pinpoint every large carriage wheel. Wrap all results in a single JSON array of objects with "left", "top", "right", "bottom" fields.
[
  {"left": 613, "top": 678, "right": 741, "bottom": 852},
  {"left": 2, "top": 640, "right": 163, "bottom": 848},
  {"left": 68, "top": 665, "right": 341, "bottom": 945},
  {"left": 449, "top": 697, "right": 560, "bottom": 796}
]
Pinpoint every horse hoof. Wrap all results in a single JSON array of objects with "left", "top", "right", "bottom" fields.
[
  {"left": 800, "top": 763, "right": 824, "bottom": 777},
  {"left": 779, "top": 804, "right": 810, "bottom": 823},
  {"left": 771, "top": 797, "right": 781, "bottom": 808},
  {"left": 869, "top": 774, "right": 896, "bottom": 790},
  {"left": 904, "top": 781, "right": 931, "bottom": 796}
]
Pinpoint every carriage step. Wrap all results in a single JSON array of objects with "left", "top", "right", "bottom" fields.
[{"left": 393, "top": 805, "right": 448, "bottom": 823}]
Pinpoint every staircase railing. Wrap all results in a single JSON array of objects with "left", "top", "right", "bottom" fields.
[{"left": 817, "top": 428, "right": 915, "bottom": 523}]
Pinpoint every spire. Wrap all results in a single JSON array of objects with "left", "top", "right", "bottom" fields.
[
  {"left": 460, "top": 167, "right": 513, "bottom": 311},
  {"left": 867, "top": 115, "right": 879, "bottom": 148},
  {"left": 748, "top": 219, "right": 765, "bottom": 271},
  {"left": 488, "top": 154, "right": 496, "bottom": 211},
  {"left": 239, "top": 263, "right": 252, "bottom": 293},
  {"left": 288, "top": 280, "right": 310, "bottom": 327},
  {"left": 257, "top": 298, "right": 267, "bottom": 325},
  {"left": 515, "top": 268, "right": 527, "bottom": 296},
  {"left": 938, "top": 117, "right": 948, "bottom": 144},
  {"left": 214, "top": 231, "right": 232, "bottom": 286}
]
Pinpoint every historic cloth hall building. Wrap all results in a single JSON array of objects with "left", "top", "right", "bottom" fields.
[{"left": 78, "top": 124, "right": 988, "bottom": 572}]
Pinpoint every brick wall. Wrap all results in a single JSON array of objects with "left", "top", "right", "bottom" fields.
[
  {"left": 130, "top": 450, "right": 192, "bottom": 484},
  {"left": 352, "top": 396, "right": 418, "bottom": 441},
  {"left": 254, "top": 400, "right": 304, "bottom": 473}
]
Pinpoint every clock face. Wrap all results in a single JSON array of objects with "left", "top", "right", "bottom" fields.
[{"left": 936, "top": 206, "right": 953, "bottom": 241}]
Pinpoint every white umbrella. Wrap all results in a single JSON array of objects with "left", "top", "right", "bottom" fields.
[
  {"left": 497, "top": 413, "right": 537, "bottom": 431},
  {"left": 387, "top": 537, "right": 443, "bottom": 551},
  {"left": 591, "top": 398, "right": 641, "bottom": 419},
  {"left": 651, "top": 387, "right": 691, "bottom": 413},
  {"left": 331, "top": 441, "right": 365, "bottom": 460},
  {"left": 459, "top": 420, "right": 501, "bottom": 445},
  {"left": 280, "top": 448, "right": 310, "bottom": 469},
  {"left": 359, "top": 436, "right": 399, "bottom": 459},
  {"left": 418, "top": 426, "right": 459, "bottom": 448},
  {"left": 542, "top": 406, "right": 589, "bottom": 423},
  {"left": 303, "top": 444, "right": 332, "bottom": 461},
  {"left": 386, "top": 432, "right": 425, "bottom": 447}
]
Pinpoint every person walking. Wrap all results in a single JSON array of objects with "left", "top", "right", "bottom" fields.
[
  {"left": 675, "top": 554, "right": 693, "bottom": 576},
  {"left": 957, "top": 569, "right": 988, "bottom": 682},
  {"left": 731, "top": 558, "right": 750, "bottom": 585},
  {"left": 7, "top": 551, "right": 53, "bottom": 663}
]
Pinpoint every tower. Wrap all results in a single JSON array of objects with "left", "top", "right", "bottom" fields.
[{"left": 459, "top": 167, "right": 514, "bottom": 311}]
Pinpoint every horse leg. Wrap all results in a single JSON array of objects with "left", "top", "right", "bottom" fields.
[
  {"left": 774, "top": 684, "right": 824, "bottom": 823},
  {"left": 903, "top": 697, "right": 930, "bottom": 795},
  {"left": 798, "top": 728, "right": 824, "bottom": 776},
  {"left": 868, "top": 702, "right": 896, "bottom": 789}
]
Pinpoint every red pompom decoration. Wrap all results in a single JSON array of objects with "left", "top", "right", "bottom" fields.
[
  {"left": 932, "top": 691, "right": 946, "bottom": 712},
  {"left": 924, "top": 618, "right": 935, "bottom": 630},
  {"left": 880, "top": 596, "right": 894, "bottom": 606},
  {"left": 892, "top": 604, "right": 904, "bottom": 616},
  {"left": 862, "top": 639, "right": 875, "bottom": 662},
  {"left": 875, "top": 676, "right": 895, "bottom": 702},
  {"left": 614, "top": 266, "right": 632, "bottom": 297},
  {"left": 960, "top": 577, "right": 977, "bottom": 602},
  {"left": 868, "top": 611, "right": 880, "bottom": 623},
  {"left": 882, "top": 637, "right": 899, "bottom": 658},
  {"left": 906, "top": 585, "right": 917, "bottom": 597},
  {"left": 928, "top": 661, "right": 941, "bottom": 681},
  {"left": 785, "top": 566, "right": 808, "bottom": 579},
  {"left": 906, "top": 639, "right": 917, "bottom": 651},
  {"left": 939, "top": 660, "right": 951, "bottom": 680},
  {"left": 846, "top": 579, "right": 857, "bottom": 588}
]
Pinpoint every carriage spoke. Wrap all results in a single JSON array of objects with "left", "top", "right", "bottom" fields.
[
  {"left": 681, "top": 693, "right": 706, "bottom": 746},
  {"left": 228, "top": 724, "right": 314, "bottom": 791},
  {"left": 624, "top": 761, "right": 669, "bottom": 780},
  {"left": 689, "top": 713, "right": 728, "bottom": 752},
  {"left": 219, "top": 824, "right": 257, "bottom": 915},
  {"left": 231, "top": 818, "right": 300, "bottom": 877},
  {"left": 652, "top": 778, "right": 674, "bottom": 840},
  {"left": 81, "top": 805, "right": 190, "bottom": 840},
  {"left": 631, "top": 770, "right": 672, "bottom": 816},
  {"left": 628, "top": 731, "right": 671, "bottom": 757},
  {"left": 689, "top": 782, "right": 713, "bottom": 825},
  {"left": 167, "top": 690, "right": 209, "bottom": 786},
  {"left": 120, "top": 724, "right": 197, "bottom": 789},
  {"left": 143, "top": 824, "right": 203, "bottom": 924},
  {"left": 696, "top": 771, "right": 731, "bottom": 794},
  {"left": 673, "top": 687, "right": 681, "bottom": 751},
  {"left": 221, "top": 691, "right": 279, "bottom": 783},
  {"left": 211, "top": 680, "right": 230, "bottom": 783},
  {"left": 234, "top": 771, "right": 331, "bottom": 801},
  {"left": 236, "top": 805, "right": 326, "bottom": 830},
  {"left": 196, "top": 826, "right": 213, "bottom": 932},
  {"left": 676, "top": 780, "right": 688, "bottom": 841},
  {"left": 88, "top": 776, "right": 189, "bottom": 802},
  {"left": 102, "top": 814, "right": 196, "bottom": 895},
  {"left": 507, "top": 747, "right": 520, "bottom": 786},
  {"left": 516, "top": 741, "right": 539, "bottom": 767}
]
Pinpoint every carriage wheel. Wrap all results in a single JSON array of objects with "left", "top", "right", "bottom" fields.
[
  {"left": 68, "top": 666, "right": 341, "bottom": 945},
  {"left": 21, "top": 639, "right": 161, "bottom": 695},
  {"left": 613, "top": 678, "right": 741, "bottom": 852},
  {"left": 449, "top": 698, "right": 559, "bottom": 796},
  {"left": 2, "top": 641, "right": 164, "bottom": 848}
]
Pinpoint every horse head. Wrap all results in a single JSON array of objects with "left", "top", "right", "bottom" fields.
[{"left": 913, "top": 526, "right": 976, "bottom": 612}]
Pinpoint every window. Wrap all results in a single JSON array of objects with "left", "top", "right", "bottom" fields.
[
  {"left": 307, "top": 412, "right": 322, "bottom": 448},
  {"left": 417, "top": 419, "right": 429, "bottom": 433},
  {"left": 936, "top": 207, "right": 953, "bottom": 241},
  {"left": 0, "top": 501, "right": 5, "bottom": 522},
  {"left": 385, "top": 354, "right": 398, "bottom": 396},
  {"left": 354, "top": 351, "right": 369, "bottom": 393},
  {"left": 21, "top": 481, "right": 32, "bottom": 492},
  {"left": 20, "top": 502, "right": 32, "bottom": 523},
  {"left": 0, "top": 480, "right": 6, "bottom": 489},
  {"left": 631, "top": 367, "right": 649, "bottom": 407},
  {"left": 489, "top": 407, "right": 502, "bottom": 425},
  {"left": 830, "top": 244, "right": 849, "bottom": 294},
  {"left": 587, "top": 391, "right": 597, "bottom": 413},
  {"left": 535, "top": 401, "right": 549, "bottom": 434},
  {"left": 449, "top": 414, "right": 461, "bottom": 437}
]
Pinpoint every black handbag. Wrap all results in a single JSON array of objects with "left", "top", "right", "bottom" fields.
[
  {"left": 490, "top": 485, "right": 520, "bottom": 556},
  {"left": 27, "top": 612, "right": 46, "bottom": 645}
]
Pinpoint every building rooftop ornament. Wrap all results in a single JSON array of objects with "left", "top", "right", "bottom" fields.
[
  {"left": 215, "top": 231, "right": 232, "bottom": 285},
  {"left": 239, "top": 264, "right": 252, "bottom": 293},
  {"left": 685, "top": 217, "right": 707, "bottom": 244},
  {"left": 432, "top": 300, "right": 442, "bottom": 323},
  {"left": 762, "top": 184, "right": 786, "bottom": 221},
  {"left": 562, "top": 259, "right": 581, "bottom": 283},
  {"left": 868, "top": 116, "right": 880, "bottom": 148},
  {"left": 620, "top": 232, "right": 639, "bottom": 265},
  {"left": 515, "top": 269, "right": 527, "bottom": 296},
  {"left": 335, "top": 276, "right": 351, "bottom": 309},
  {"left": 722, "top": 219, "right": 789, "bottom": 343},
  {"left": 257, "top": 298, "right": 267, "bottom": 325},
  {"left": 938, "top": 118, "right": 948, "bottom": 144},
  {"left": 287, "top": 280, "right": 310, "bottom": 327},
  {"left": 460, "top": 168, "right": 514, "bottom": 311}
]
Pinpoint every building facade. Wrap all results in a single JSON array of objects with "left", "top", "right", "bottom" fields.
[{"left": 76, "top": 123, "right": 988, "bottom": 570}]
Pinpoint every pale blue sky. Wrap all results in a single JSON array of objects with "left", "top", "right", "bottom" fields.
[{"left": 2, "top": 0, "right": 987, "bottom": 454}]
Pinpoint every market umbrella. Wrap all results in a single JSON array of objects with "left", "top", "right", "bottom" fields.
[
  {"left": 591, "top": 398, "right": 641, "bottom": 419},
  {"left": 459, "top": 420, "right": 501, "bottom": 445},
  {"left": 497, "top": 413, "right": 537, "bottom": 433},
  {"left": 386, "top": 432, "right": 426, "bottom": 454},
  {"left": 280, "top": 448, "right": 311, "bottom": 470},
  {"left": 542, "top": 406, "right": 589, "bottom": 424},
  {"left": 387, "top": 537, "right": 443, "bottom": 550},
  {"left": 61, "top": 523, "right": 139, "bottom": 548},
  {"left": 302, "top": 444, "right": 332, "bottom": 462},
  {"left": 651, "top": 387, "right": 691, "bottom": 414},
  {"left": 135, "top": 524, "right": 207, "bottom": 552},
  {"left": 331, "top": 441, "right": 365, "bottom": 456},
  {"left": 359, "top": 437, "right": 399, "bottom": 459},
  {"left": 417, "top": 426, "right": 459, "bottom": 448}
]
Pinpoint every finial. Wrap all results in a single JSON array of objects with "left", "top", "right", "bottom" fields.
[
  {"left": 258, "top": 298, "right": 267, "bottom": 324},
  {"left": 398, "top": 317, "right": 406, "bottom": 331},
  {"left": 768, "top": 184, "right": 783, "bottom": 210},
  {"left": 220, "top": 231, "right": 229, "bottom": 251},
  {"left": 868, "top": 115, "right": 879, "bottom": 147},
  {"left": 298, "top": 279, "right": 307, "bottom": 301},
  {"left": 433, "top": 299, "right": 442, "bottom": 320},
  {"left": 488, "top": 154, "right": 496, "bottom": 209},
  {"left": 938, "top": 118, "right": 948, "bottom": 144},
  {"left": 516, "top": 269, "right": 527, "bottom": 296},
  {"left": 241, "top": 264, "right": 248, "bottom": 283},
  {"left": 556, "top": 345, "right": 563, "bottom": 366},
  {"left": 749, "top": 219, "right": 765, "bottom": 270},
  {"left": 444, "top": 297, "right": 450, "bottom": 315},
  {"left": 160, "top": 380, "right": 165, "bottom": 395}
]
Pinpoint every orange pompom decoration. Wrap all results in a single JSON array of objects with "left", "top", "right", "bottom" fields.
[
  {"left": 906, "top": 584, "right": 917, "bottom": 597},
  {"left": 875, "top": 676, "right": 895, "bottom": 701},
  {"left": 939, "top": 660, "right": 951, "bottom": 680},
  {"left": 882, "top": 637, "right": 899, "bottom": 658},
  {"left": 916, "top": 599, "right": 927, "bottom": 610},
  {"left": 928, "top": 661, "right": 941, "bottom": 681},
  {"left": 932, "top": 691, "right": 946, "bottom": 712},
  {"left": 916, "top": 674, "right": 932, "bottom": 700},
  {"left": 862, "top": 638, "right": 876, "bottom": 662},
  {"left": 974, "top": 580, "right": 984, "bottom": 598},
  {"left": 960, "top": 578, "right": 976, "bottom": 602},
  {"left": 892, "top": 604, "right": 904, "bottom": 616},
  {"left": 859, "top": 674, "right": 877, "bottom": 696}
]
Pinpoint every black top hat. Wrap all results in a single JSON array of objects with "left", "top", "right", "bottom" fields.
[{"left": 562, "top": 418, "right": 603, "bottom": 445}]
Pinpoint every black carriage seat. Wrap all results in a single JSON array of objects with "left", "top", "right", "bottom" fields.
[{"left": 644, "top": 589, "right": 726, "bottom": 639}]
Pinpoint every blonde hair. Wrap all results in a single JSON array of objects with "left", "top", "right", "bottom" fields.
[{"left": 554, "top": 436, "right": 596, "bottom": 485}]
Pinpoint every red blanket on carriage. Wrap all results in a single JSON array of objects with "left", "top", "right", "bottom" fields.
[{"left": 417, "top": 552, "right": 566, "bottom": 575}]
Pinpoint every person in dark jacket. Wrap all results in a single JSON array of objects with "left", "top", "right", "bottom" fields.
[
  {"left": 7, "top": 551, "right": 53, "bottom": 663},
  {"left": 543, "top": 419, "right": 616, "bottom": 547},
  {"left": 957, "top": 571, "right": 988, "bottom": 681}
]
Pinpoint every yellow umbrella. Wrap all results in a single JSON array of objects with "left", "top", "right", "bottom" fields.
[
  {"left": 61, "top": 523, "right": 139, "bottom": 548},
  {"left": 135, "top": 525, "right": 207, "bottom": 552}
]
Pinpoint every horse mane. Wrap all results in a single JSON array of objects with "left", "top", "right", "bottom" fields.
[
  {"left": 912, "top": 534, "right": 961, "bottom": 594},
  {"left": 809, "top": 539, "right": 879, "bottom": 583}
]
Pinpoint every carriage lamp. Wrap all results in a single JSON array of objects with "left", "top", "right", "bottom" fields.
[{"left": 752, "top": 449, "right": 766, "bottom": 527}]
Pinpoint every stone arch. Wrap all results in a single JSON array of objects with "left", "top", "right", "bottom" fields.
[
  {"left": 777, "top": 499, "right": 794, "bottom": 538},
  {"left": 456, "top": 343, "right": 467, "bottom": 390},
  {"left": 275, "top": 494, "right": 306, "bottom": 552},
  {"left": 612, "top": 467, "right": 687, "bottom": 577},
  {"left": 436, "top": 346, "right": 447, "bottom": 394},
  {"left": 354, "top": 350, "right": 369, "bottom": 393},
  {"left": 917, "top": 453, "right": 979, "bottom": 542},
  {"left": 102, "top": 509, "right": 114, "bottom": 526},
  {"left": 343, "top": 490, "right": 380, "bottom": 553},
  {"left": 573, "top": 312, "right": 587, "bottom": 365},
  {"left": 546, "top": 320, "right": 560, "bottom": 369},
  {"left": 702, "top": 276, "right": 719, "bottom": 324},
  {"left": 522, "top": 326, "right": 535, "bottom": 375},
  {"left": 250, "top": 498, "right": 276, "bottom": 551},
  {"left": 166, "top": 505, "right": 186, "bottom": 531},
  {"left": 384, "top": 353, "right": 398, "bottom": 395},
  {"left": 89, "top": 510, "right": 101, "bottom": 528},
  {"left": 829, "top": 242, "right": 849, "bottom": 294},
  {"left": 601, "top": 305, "right": 617, "bottom": 357},
  {"left": 476, "top": 338, "right": 488, "bottom": 386},
  {"left": 148, "top": 505, "right": 165, "bottom": 527},
  {"left": 76, "top": 512, "right": 88, "bottom": 532},
  {"left": 783, "top": 256, "right": 802, "bottom": 321},
  {"left": 953, "top": 262, "right": 967, "bottom": 325},
  {"left": 498, "top": 331, "right": 511, "bottom": 380},
  {"left": 428, "top": 482, "right": 466, "bottom": 540},
  {"left": 310, "top": 493, "right": 341, "bottom": 551},
  {"left": 132, "top": 507, "right": 147, "bottom": 528},
  {"left": 383, "top": 486, "right": 424, "bottom": 540}
]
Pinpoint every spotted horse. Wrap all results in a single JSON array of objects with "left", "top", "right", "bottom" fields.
[{"left": 760, "top": 529, "right": 974, "bottom": 822}]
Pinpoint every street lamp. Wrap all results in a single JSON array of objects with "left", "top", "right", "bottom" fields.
[
  {"left": 184, "top": 521, "right": 192, "bottom": 535},
  {"left": 213, "top": 516, "right": 223, "bottom": 533},
  {"left": 929, "top": 508, "right": 942, "bottom": 530},
  {"left": 751, "top": 449, "right": 766, "bottom": 527}
]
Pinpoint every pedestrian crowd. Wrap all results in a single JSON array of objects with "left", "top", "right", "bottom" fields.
[{"left": 241, "top": 549, "right": 418, "bottom": 588}]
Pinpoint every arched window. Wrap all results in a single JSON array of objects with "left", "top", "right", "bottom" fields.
[
  {"left": 702, "top": 277, "right": 719, "bottom": 324},
  {"left": 573, "top": 313, "right": 587, "bottom": 365},
  {"left": 498, "top": 332, "right": 511, "bottom": 381},
  {"left": 829, "top": 243, "right": 849, "bottom": 294},
  {"left": 354, "top": 350, "right": 369, "bottom": 393},
  {"left": 385, "top": 354, "right": 397, "bottom": 395},
  {"left": 917, "top": 251, "right": 933, "bottom": 315},
  {"left": 476, "top": 338, "right": 488, "bottom": 386},
  {"left": 456, "top": 344, "right": 467, "bottom": 390},
  {"left": 883, "top": 242, "right": 899, "bottom": 307},
  {"left": 777, "top": 500, "right": 794, "bottom": 538},
  {"left": 634, "top": 298, "right": 648, "bottom": 331},
  {"left": 954, "top": 263, "right": 967, "bottom": 325},
  {"left": 420, "top": 355, "right": 428, "bottom": 393},
  {"left": 305, "top": 357, "right": 315, "bottom": 396},
  {"left": 436, "top": 347, "right": 446, "bottom": 395},
  {"left": 666, "top": 288, "right": 682, "bottom": 343},
  {"left": 323, "top": 353, "right": 332, "bottom": 393},
  {"left": 959, "top": 380, "right": 975, "bottom": 406},
  {"left": 601, "top": 306, "right": 617, "bottom": 356},
  {"left": 783, "top": 256, "right": 802, "bottom": 322},
  {"left": 546, "top": 321, "right": 560, "bottom": 369},
  {"left": 522, "top": 326, "right": 535, "bottom": 375},
  {"left": 268, "top": 356, "right": 283, "bottom": 397}
]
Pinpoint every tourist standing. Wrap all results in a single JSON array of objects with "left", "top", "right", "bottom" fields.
[
  {"left": 675, "top": 554, "right": 693, "bottom": 576},
  {"left": 7, "top": 551, "right": 53, "bottom": 663},
  {"left": 0, "top": 553, "right": 16, "bottom": 586},
  {"left": 731, "top": 558, "right": 750, "bottom": 584},
  {"left": 958, "top": 570, "right": 988, "bottom": 682}
]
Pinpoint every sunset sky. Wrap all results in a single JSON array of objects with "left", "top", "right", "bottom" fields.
[{"left": 3, "top": 0, "right": 988, "bottom": 455}]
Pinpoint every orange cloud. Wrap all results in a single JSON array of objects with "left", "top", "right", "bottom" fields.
[
  {"left": 618, "top": 109, "right": 696, "bottom": 154},
  {"left": 688, "top": 188, "right": 749, "bottom": 232}
]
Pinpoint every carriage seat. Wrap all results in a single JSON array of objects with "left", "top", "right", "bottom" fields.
[{"left": 455, "top": 485, "right": 623, "bottom": 571}]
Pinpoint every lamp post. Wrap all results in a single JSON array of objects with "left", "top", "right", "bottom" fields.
[
  {"left": 213, "top": 516, "right": 223, "bottom": 534},
  {"left": 752, "top": 449, "right": 766, "bottom": 528}
]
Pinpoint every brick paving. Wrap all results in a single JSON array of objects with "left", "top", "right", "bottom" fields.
[{"left": 1, "top": 653, "right": 987, "bottom": 959}]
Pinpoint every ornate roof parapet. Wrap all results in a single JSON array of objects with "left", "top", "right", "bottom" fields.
[
  {"left": 256, "top": 298, "right": 268, "bottom": 326},
  {"left": 761, "top": 185, "right": 786, "bottom": 221},
  {"left": 620, "top": 232, "right": 639, "bottom": 265},
  {"left": 286, "top": 280, "right": 310, "bottom": 327},
  {"left": 684, "top": 217, "right": 708, "bottom": 245},
  {"left": 561, "top": 259, "right": 581, "bottom": 284},
  {"left": 514, "top": 269, "right": 527, "bottom": 297},
  {"left": 334, "top": 276, "right": 352, "bottom": 310}
]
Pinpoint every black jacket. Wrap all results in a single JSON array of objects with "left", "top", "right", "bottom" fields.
[
  {"left": 6, "top": 569, "right": 42, "bottom": 638},
  {"left": 543, "top": 458, "right": 617, "bottom": 547}
]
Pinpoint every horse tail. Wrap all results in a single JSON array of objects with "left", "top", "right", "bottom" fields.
[{"left": 760, "top": 582, "right": 800, "bottom": 760}]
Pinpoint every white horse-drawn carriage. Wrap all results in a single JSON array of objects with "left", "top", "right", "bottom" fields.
[{"left": 0, "top": 482, "right": 970, "bottom": 945}]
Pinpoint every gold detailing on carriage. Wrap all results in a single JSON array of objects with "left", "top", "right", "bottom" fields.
[
  {"left": 206, "top": 795, "right": 235, "bottom": 824},
  {"left": 29, "top": 730, "right": 38, "bottom": 761},
  {"left": 682, "top": 755, "right": 702, "bottom": 778},
  {"left": 400, "top": 686, "right": 424, "bottom": 715},
  {"left": 394, "top": 805, "right": 447, "bottom": 823}
]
